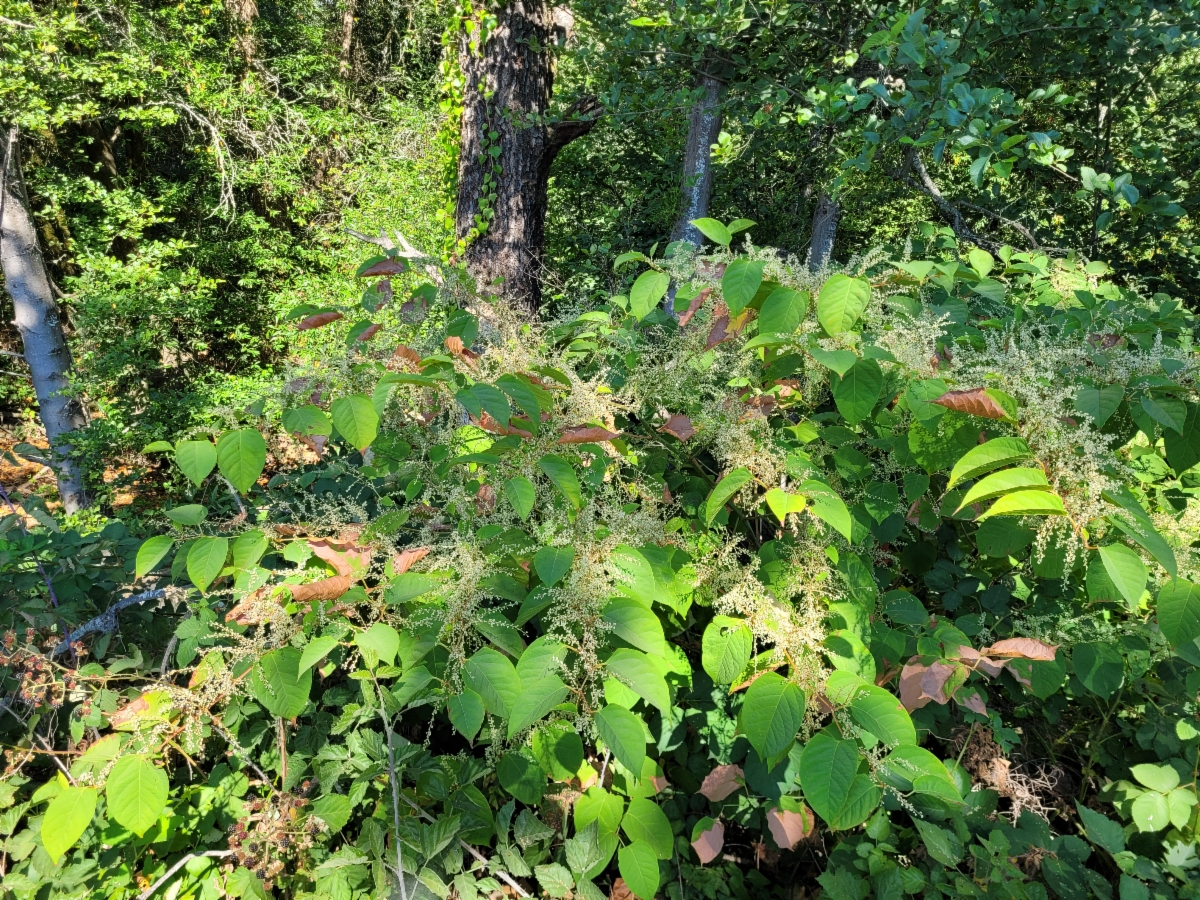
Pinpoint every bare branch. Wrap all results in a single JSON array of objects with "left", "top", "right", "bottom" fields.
[
  {"left": 51, "top": 589, "right": 166, "bottom": 657},
  {"left": 137, "top": 850, "right": 234, "bottom": 900}
]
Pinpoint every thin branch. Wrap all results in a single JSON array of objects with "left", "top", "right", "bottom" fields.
[
  {"left": 0, "top": 15, "right": 35, "bottom": 28},
  {"left": 219, "top": 475, "right": 247, "bottom": 518},
  {"left": 51, "top": 589, "right": 166, "bottom": 657},
  {"left": 136, "top": 850, "right": 234, "bottom": 900}
]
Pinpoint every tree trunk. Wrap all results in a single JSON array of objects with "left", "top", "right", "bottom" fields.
[
  {"left": 809, "top": 191, "right": 840, "bottom": 271},
  {"left": 228, "top": 0, "right": 258, "bottom": 68},
  {"left": 455, "top": 0, "right": 596, "bottom": 318},
  {"left": 669, "top": 71, "right": 726, "bottom": 247},
  {"left": 339, "top": 0, "right": 357, "bottom": 79},
  {"left": 1, "top": 127, "right": 89, "bottom": 512}
]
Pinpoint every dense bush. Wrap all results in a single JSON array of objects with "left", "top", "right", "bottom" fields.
[{"left": 2, "top": 222, "right": 1200, "bottom": 900}]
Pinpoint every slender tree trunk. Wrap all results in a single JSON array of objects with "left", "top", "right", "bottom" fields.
[
  {"left": 454, "top": 1, "right": 597, "bottom": 318},
  {"left": 669, "top": 70, "right": 726, "bottom": 247},
  {"left": 1, "top": 127, "right": 89, "bottom": 512},
  {"left": 228, "top": 0, "right": 258, "bottom": 68},
  {"left": 809, "top": 191, "right": 840, "bottom": 271},
  {"left": 339, "top": 0, "right": 357, "bottom": 79}
]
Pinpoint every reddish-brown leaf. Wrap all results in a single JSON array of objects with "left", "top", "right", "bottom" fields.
[
  {"left": 356, "top": 323, "right": 382, "bottom": 341},
  {"left": 774, "top": 379, "right": 801, "bottom": 398},
  {"left": 475, "top": 483, "right": 497, "bottom": 515},
  {"left": 954, "top": 687, "right": 988, "bottom": 716},
  {"left": 920, "top": 661, "right": 958, "bottom": 705},
  {"left": 899, "top": 661, "right": 931, "bottom": 711},
  {"left": 375, "top": 278, "right": 393, "bottom": 303},
  {"left": 359, "top": 258, "right": 408, "bottom": 277},
  {"left": 393, "top": 547, "right": 429, "bottom": 574},
  {"left": 224, "top": 588, "right": 274, "bottom": 626},
  {"left": 288, "top": 575, "right": 353, "bottom": 603},
  {"left": 609, "top": 878, "right": 635, "bottom": 900},
  {"left": 704, "top": 305, "right": 753, "bottom": 351},
  {"left": 951, "top": 646, "right": 1005, "bottom": 677},
  {"left": 692, "top": 818, "right": 725, "bottom": 864},
  {"left": 478, "top": 412, "right": 533, "bottom": 439},
  {"left": 309, "top": 539, "right": 371, "bottom": 578},
  {"left": 107, "top": 694, "right": 152, "bottom": 729},
  {"left": 648, "top": 771, "right": 670, "bottom": 794},
  {"left": 766, "top": 805, "right": 815, "bottom": 851},
  {"left": 678, "top": 287, "right": 712, "bottom": 327},
  {"left": 286, "top": 377, "right": 312, "bottom": 393},
  {"left": 558, "top": 425, "right": 620, "bottom": 444},
  {"left": 399, "top": 297, "right": 427, "bottom": 323},
  {"left": 297, "top": 311, "right": 344, "bottom": 331},
  {"left": 982, "top": 637, "right": 1058, "bottom": 661},
  {"left": 696, "top": 260, "right": 727, "bottom": 279},
  {"left": 659, "top": 414, "right": 696, "bottom": 442},
  {"left": 392, "top": 345, "right": 422, "bottom": 369},
  {"left": 932, "top": 388, "right": 1008, "bottom": 419},
  {"left": 1088, "top": 333, "right": 1122, "bottom": 350},
  {"left": 742, "top": 394, "right": 777, "bottom": 418},
  {"left": 298, "top": 434, "right": 327, "bottom": 456},
  {"left": 697, "top": 764, "right": 745, "bottom": 802}
]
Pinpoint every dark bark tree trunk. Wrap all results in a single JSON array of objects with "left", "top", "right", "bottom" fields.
[
  {"left": 454, "top": 1, "right": 596, "bottom": 319},
  {"left": 1, "top": 127, "right": 89, "bottom": 512},
  {"left": 228, "top": 0, "right": 258, "bottom": 68},
  {"left": 669, "top": 70, "right": 726, "bottom": 247},
  {"left": 339, "top": 0, "right": 357, "bottom": 79},
  {"left": 809, "top": 191, "right": 840, "bottom": 271}
]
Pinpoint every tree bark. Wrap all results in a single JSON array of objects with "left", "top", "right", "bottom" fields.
[
  {"left": 669, "top": 70, "right": 726, "bottom": 247},
  {"left": 1, "top": 127, "right": 89, "bottom": 512},
  {"left": 455, "top": 1, "right": 596, "bottom": 319},
  {"left": 339, "top": 0, "right": 357, "bottom": 79},
  {"left": 809, "top": 191, "right": 840, "bottom": 271}
]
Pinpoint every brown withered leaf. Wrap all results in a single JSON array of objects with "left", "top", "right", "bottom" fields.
[
  {"left": 1088, "top": 332, "right": 1122, "bottom": 350},
  {"left": 444, "top": 336, "right": 479, "bottom": 367},
  {"left": 285, "top": 377, "right": 312, "bottom": 393},
  {"left": 678, "top": 287, "right": 712, "bottom": 327},
  {"left": 921, "top": 661, "right": 958, "bottom": 705},
  {"left": 356, "top": 323, "right": 382, "bottom": 342},
  {"left": 224, "top": 588, "right": 276, "bottom": 626},
  {"left": 648, "top": 771, "right": 669, "bottom": 794},
  {"left": 107, "top": 694, "right": 152, "bottom": 729},
  {"left": 742, "top": 394, "right": 777, "bottom": 418},
  {"left": 954, "top": 687, "right": 988, "bottom": 716},
  {"left": 774, "top": 379, "right": 801, "bottom": 398},
  {"left": 659, "top": 414, "right": 696, "bottom": 442},
  {"left": 558, "top": 425, "right": 620, "bottom": 444},
  {"left": 952, "top": 646, "right": 1005, "bottom": 677},
  {"left": 932, "top": 388, "right": 1009, "bottom": 419},
  {"left": 899, "top": 662, "right": 931, "bottom": 711},
  {"left": 982, "top": 637, "right": 1058, "bottom": 661},
  {"left": 297, "top": 311, "right": 344, "bottom": 331},
  {"left": 697, "top": 764, "right": 745, "bottom": 802},
  {"left": 609, "top": 878, "right": 635, "bottom": 900},
  {"left": 477, "top": 412, "right": 533, "bottom": 439},
  {"left": 399, "top": 297, "right": 427, "bottom": 324},
  {"left": 392, "top": 345, "right": 422, "bottom": 369},
  {"left": 359, "top": 258, "right": 408, "bottom": 277},
  {"left": 705, "top": 304, "right": 732, "bottom": 350},
  {"left": 288, "top": 575, "right": 353, "bottom": 603},
  {"left": 475, "top": 483, "right": 497, "bottom": 515},
  {"left": 692, "top": 818, "right": 725, "bottom": 864},
  {"left": 696, "top": 260, "right": 727, "bottom": 279},
  {"left": 393, "top": 547, "right": 429, "bottom": 574},
  {"left": 309, "top": 539, "right": 371, "bottom": 578},
  {"left": 375, "top": 278, "right": 393, "bottom": 303},
  {"left": 766, "top": 805, "right": 815, "bottom": 851}
]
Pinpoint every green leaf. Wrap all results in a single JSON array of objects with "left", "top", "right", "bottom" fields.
[
  {"left": 231, "top": 530, "right": 268, "bottom": 571},
  {"left": 187, "top": 536, "right": 229, "bottom": 592},
  {"left": 764, "top": 488, "right": 806, "bottom": 524},
  {"left": 40, "top": 787, "right": 97, "bottom": 863},
  {"left": 282, "top": 405, "right": 332, "bottom": 437},
  {"left": 141, "top": 440, "right": 174, "bottom": 453},
  {"left": 702, "top": 617, "right": 752, "bottom": 684},
  {"left": 831, "top": 358, "right": 883, "bottom": 426},
  {"left": 757, "top": 287, "right": 808, "bottom": 336},
  {"left": 800, "top": 730, "right": 861, "bottom": 827},
  {"left": 1075, "top": 802, "right": 1125, "bottom": 854},
  {"left": 1103, "top": 485, "right": 1177, "bottom": 578},
  {"left": 690, "top": 218, "right": 732, "bottom": 246},
  {"left": 603, "top": 598, "right": 667, "bottom": 655},
  {"left": 618, "top": 841, "right": 661, "bottom": 900},
  {"left": 727, "top": 218, "right": 756, "bottom": 235},
  {"left": 1163, "top": 401, "right": 1200, "bottom": 472},
  {"left": 330, "top": 394, "right": 379, "bottom": 452},
  {"left": 1072, "top": 642, "right": 1124, "bottom": 698},
  {"left": 311, "top": 794, "right": 352, "bottom": 831},
  {"left": 1075, "top": 386, "right": 1124, "bottom": 428},
  {"left": 967, "top": 248, "right": 994, "bottom": 278},
  {"left": 135, "top": 536, "right": 174, "bottom": 579},
  {"left": 605, "top": 649, "right": 670, "bottom": 713},
  {"left": 976, "top": 489, "right": 1066, "bottom": 521},
  {"left": 914, "top": 819, "right": 964, "bottom": 866},
  {"left": 740, "top": 672, "right": 804, "bottom": 759},
  {"left": 594, "top": 705, "right": 646, "bottom": 775},
  {"left": 947, "top": 438, "right": 1034, "bottom": 489},
  {"left": 801, "top": 480, "right": 852, "bottom": 541},
  {"left": 507, "top": 675, "right": 569, "bottom": 737},
  {"left": 464, "top": 647, "right": 522, "bottom": 718},
  {"left": 1157, "top": 578, "right": 1200, "bottom": 647},
  {"left": 538, "top": 454, "right": 583, "bottom": 510},
  {"left": 533, "top": 722, "right": 585, "bottom": 781},
  {"left": 355, "top": 623, "right": 400, "bottom": 667},
  {"left": 1141, "top": 396, "right": 1187, "bottom": 434},
  {"left": 250, "top": 647, "right": 312, "bottom": 718},
  {"left": 630, "top": 270, "right": 670, "bottom": 321},
  {"left": 576, "top": 786, "right": 624, "bottom": 835},
  {"left": 504, "top": 475, "right": 537, "bottom": 520},
  {"left": 622, "top": 798, "right": 673, "bottom": 859},
  {"left": 164, "top": 504, "right": 208, "bottom": 526},
  {"left": 496, "top": 376, "right": 543, "bottom": 431},
  {"left": 957, "top": 468, "right": 1050, "bottom": 510},
  {"left": 534, "top": 546, "right": 574, "bottom": 586},
  {"left": 498, "top": 751, "right": 546, "bottom": 805},
  {"left": 447, "top": 689, "right": 485, "bottom": 741},
  {"left": 215, "top": 428, "right": 267, "bottom": 494},
  {"left": 705, "top": 467, "right": 753, "bottom": 526},
  {"left": 175, "top": 439, "right": 216, "bottom": 487},
  {"left": 298, "top": 635, "right": 340, "bottom": 674},
  {"left": 816, "top": 274, "right": 871, "bottom": 334},
  {"left": 1097, "top": 544, "right": 1148, "bottom": 610},
  {"left": 1130, "top": 763, "right": 1179, "bottom": 793},
  {"left": 105, "top": 755, "right": 168, "bottom": 837},
  {"left": 809, "top": 347, "right": 858, "bottom": 376},
  {"left": 721, "top": 259, "right": 765, "bottom": 316},
  {"left": 1130, "top": 792, "right": 1170, "bottom": 833},
  {"left": 848, "top": 685, "right": 916, "bottom": 746},
  {"left": 534, "top": 863, "right": 575, "bottom": 899},
  {"left": 471, "top": 384, "right": 512, "bottom": 426}
]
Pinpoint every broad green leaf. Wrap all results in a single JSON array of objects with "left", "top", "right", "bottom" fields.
[
  {"left": 957, "top": 468, "right": 1050, "bottom": 510},
  {"left": 282, "top": 405, "right": 332, "bottom": 437},
  {"left": 507, "top": 675, "right": 569, "bottom": 737},
  {"left": 175, "top": 439, "right": 216, "bottom": 487},
  {"left": 741, "top": 672, "right": 804, "bottom": 760},
  {"left": 534, "top": 546, "right": 574, "bottom": 586},
  {"left": 250, "top": 647, "right": 312, "bottom": 718},
  {"left": 447, "top": 689, "right": 485, "bottom": 741},
  {"left": 914, "top": 819, "right": 964, "bottom": 866},
  {"left": 1097, "top": 544, "right": 1148, "bottom": 610},
  {"left": 355, "top": 623, "right": 400, "bottom": 667},
  {"left": 164, "top": 504, "right": 208, "bottom": 526},
  {"left": 135, "top": 535, "right": 174, "bottom": 579},
  {"left": 231, "top": 530, "right": 269, "bottom": 571},
  {"left": 690, "top": 217, "right": 731, "bottom": 246},
  {"left": 496, "top": 376, "right": 543, "bottom": 432},
  {"left": 947, "top": 438, "right": 1034, "bottom": 489},
  {"left": 605, "top": 649, "right": 670, "bottom": 713},
  {"left": 1130, "top": 763, "right": 1179, "bottom": 793},
  {"left": 831, "top": 358, "right": 883, "bottom": 426},
  {"left": 764, "top": 488, "right": 806, "bottom": 524},
  {"left": 800, "top": 730, "right": 860, "bottom": 827},
  {"left": 800, "top": 480, "right": 852, "bottom": 541},
  {"left": 538, "top": 454, "right": 583, "bottom": 510},
  {"left": 1163, "top": 401, "right": 1200, "bottom": 472},
  {"left": 141, "top": 440, "right": 174, "bottom": 453},
  {"left": 1076, "top": 802, "right": 1125, "bottom": 854},
  {"left": 534, "top": 863, "right": 574, "bottom": 898},
  {"left": 808, "top": 347, "right": 858, "bottom": 376},
  {"left": 187, "top": 536, "right": 229, "bottom": 592},
  {"left": 533, "top": 723, "right": 585, "bottom": 781},
  {"left": 630, "top": 270, "right": 670, "bottom": 321},
  {"left": 330, "top": 394, "right": 379, "bottom": 451},
  {"left": 465, "top": 647, "right": 522, "bottom": 718},
  {"left": 505, "top": 475, "right": 537, "bottom": 520},
  {"left": 1141, "top": 396, "right": 1187, "bottom": 434},
  {"left": 216, "top": 428, "right": 267, "bottom": 494},
  {"left": 471, "top": 384, "right": 512, "bottom": 426},
  {"left": 1072, "top": 642, "right": 1124, "bottom": 698},
  {"left": 848, "top": 685, "right": 916, "bottom": 746},
  {"left": 721, "top": 259, "right": 765, "bottom": 316},
  {"left": 298, "top": 635, "right": 340, "bottom": 674},
  {"left": 40, "top": 786, "right": 97, "bottom": 863},
  {"left": 516, "top": 636, "right": 568, "bottom": 684},
  {"left": 576, "top": 786, "right": 624, "bottom": 835},
  {"left": 976, "top": 489, "right": 1066, "bottom": 521},
  {"left": 758, "top": 286, "right": 808, "bottom": 335},
  {"left": 1130, "top": 792, "right": 1170, "bottom": 833},
  {"left": 705, "top": 467, "right": 753, "bottom": 526},
  {"left": 311, "top": 794, "right": 352, "bottom": 831},
  {"left": 727, "top": 218, "right": 756, "bottom": 234},
  {"left": 816, "top": 274, "right": 871, "bottom": 334},
  {"left": 1158, "top": 578, "right": 1200, "bottom": 647},
  {"left": 105, "top": 755, "right": 168, "bottom": 837},
  {"left": 602, "top": 598, "right": 667, "bottom": 655},
  {"left": 967, "top": 248, "right": 994, "bottom": 277},
  {"left": 617, "top": 840, "right": 661, "bottom": 899},
  {"left": 702, "top": 617, "right": 752, "bottom": 684},
  {"left": 1103, "top": 485, "right": 1176, "bottom": 577},
  {"left": 498, "top": 752, "right": 546, "bottom": 805},
  {"left": 594, "top": 704, "right": 646, "bottom": 775},
  {"left": 621, "top": 798, "right": 673, "bottom": 860},
  {"left": 1075, "top": 385, "right": 1124, "bottom": 428}
]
